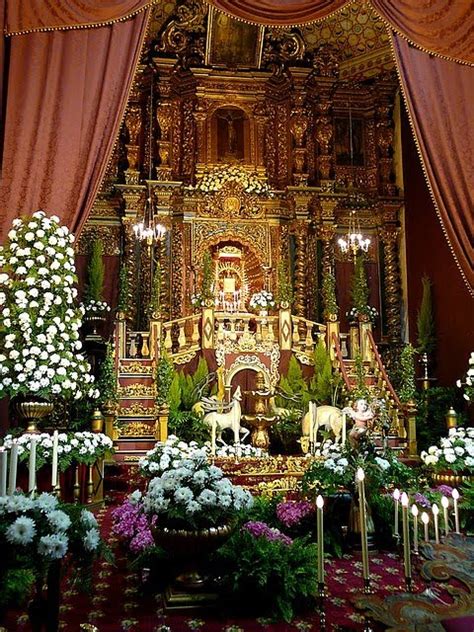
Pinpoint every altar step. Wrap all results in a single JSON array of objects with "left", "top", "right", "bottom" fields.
[{"left": 113, "top": 435, "right": 155, "bottom": 463}]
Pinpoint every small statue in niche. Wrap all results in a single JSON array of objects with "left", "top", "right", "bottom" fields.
[
  {"left": 342, "top": 398, "right": 374, "bottom": 449},
  {"left": 216, "top": 108, "right": 245, "bottom": 160}
]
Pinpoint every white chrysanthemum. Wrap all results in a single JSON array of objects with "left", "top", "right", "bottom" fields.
[
  {"left": 83, "top": 528, "right": 100, "bottom": 551},
  {"left": 38, "top": 533, "right": 68, "bottom": 559},
  {"left": 47, "top": 509, "right": 71, "bottom": 533},
  {"left": 6, "top": 516, "right": 36, "bottom": 545},
  {"left": 35, "top": 493, "right": 59, "bottom": 512},
  {"left": 6, "top": 494, "right": 34, "bottom": 513}
]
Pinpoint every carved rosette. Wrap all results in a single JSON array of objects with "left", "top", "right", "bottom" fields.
[{"left": 379, "top": 226, "right": 402, "bottom": 342}]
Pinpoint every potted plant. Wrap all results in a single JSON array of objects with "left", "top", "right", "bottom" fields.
[
  {"left": 0, "top": 211, "right": 98, "bottom": 432},
  {"left": 420, "top": 427, "right": 474, "bottom": 486},
  {"left": 200, "top": 251, "right": 214, "bottom": 307},
  {"left": 142, "top": 451, "right": 253, "bottom": 588},
  {"left": 347, "top": 253, "right": 377, "bottom": 323},
  {"left": 81, "top": 238, "right": 110, "bottom": 335},
  {"left": 249, "top": 290, "right": 275, "bottom": 317}
]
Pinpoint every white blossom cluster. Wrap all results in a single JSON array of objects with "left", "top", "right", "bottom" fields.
[
  {"left": 456, "top": 351, "right": 474, "bottom": 401},
  {"left": 213, "top": 442, "right": 267, "bottom": 458},
  {"left": 314, "top": 439, "right": 390, "bottom": 475},
  {"left": 346, "top": 305, "right": 379, "bottom": 322},
  {"left": 249, "top": 290, "right": 275, "bottom": 310},
  {"left": 143, "top": 451, "right": 253, "bottom": 525},
  {"left": 0, "top": 492, "right": 101, "bottom": 559},
  {"left": 197, "top": 164, "right": 270, "bottom": 196},
  {"left": 0, "top": 211, "right": 98, "bottom": 401},
  {"left": 420, "top": 427, "right": 474, "bottom": 469},
  {"left": 2, "top": 431, "right": 113, "bottom": 466},
  {"left": 81, "top": 299, "right": 111, "bottom": 314}
]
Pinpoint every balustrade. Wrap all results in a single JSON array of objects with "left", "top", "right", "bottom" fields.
[{"left": 291, "top": 315, "right": 326, "bottom": 358}]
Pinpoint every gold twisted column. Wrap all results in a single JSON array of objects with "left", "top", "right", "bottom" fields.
[
  {"left": 380, "top": 227, "right": 402, "bottom": 342},
  {"left": 294, "top": 223, "right": 308, "bottom": 317}
]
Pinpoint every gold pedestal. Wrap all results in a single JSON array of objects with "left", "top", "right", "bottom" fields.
[{"left": 242, "top": 414, "right": 277, "bottom": 450}]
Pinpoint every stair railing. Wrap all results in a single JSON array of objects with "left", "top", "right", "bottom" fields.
[
  {"left": 331, "top": 332, "right": 352, "bottom": 391},
  {"left": 365, "top": 329, "right": 401, "bottom": 407}
]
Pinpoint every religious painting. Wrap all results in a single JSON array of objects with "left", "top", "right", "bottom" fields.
[
  {"left": 334, "top": 117, "right": 365, "bottom": 166},
  {"left": 206, "top": 7, "right": 264, "bottom": 68}
]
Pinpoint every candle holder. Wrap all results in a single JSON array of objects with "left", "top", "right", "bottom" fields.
[
  {"left": 53, "top": 481, "right": 61, "bottom": 499},
  {"left": 317, "top": 581, "right": 327, "bottom": 599},
  {"left": 363, "top": 578, "right": 374, "bottom": 595},
  {"left": 405, "top": 576, "right": 414, "bottom": 593},
  {"left": 73, "top": 465, "right": 81, "bottom": 504}
]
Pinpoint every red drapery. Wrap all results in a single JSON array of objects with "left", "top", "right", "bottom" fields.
[
  {"left": 0, "top": 12, "right": 149, "bottom": 242},
  {"left": 5, "top": 0, "right": 153, "bottom": 34},
  {"left": 392, "top": 34, "right": 474, "bottom": 295}
]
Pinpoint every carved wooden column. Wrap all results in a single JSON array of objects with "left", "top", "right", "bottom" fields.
[
  {"left": 193, "top": 98, "right": 208, "bottom": 167},
  {"left": 156, "top": 100, "right": 173, "bottom": 181},
  {"left": 254, "top": 101, "right": 267, "bottom": 168},
  {"left": 376, "top": 102, "right": 395, "bottom": 196},
  {"left": 124, "top": 103, "right": 142, "bottom": 185},
  {"left": 171, "top": 221, "right": 185, "bottom": 321},
  {"left": 379, "top": 223, "right": 402, "bottom": 342},
  {"left": 318, "top": 223, "right": 336, "bottom": 274},
  {"left": 293, "top": 221, "right": 308, "bottom": 317},
  {"left": 290, "top": 93, "right": 309, "bottom": 186}
]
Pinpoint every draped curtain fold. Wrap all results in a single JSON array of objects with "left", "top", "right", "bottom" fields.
[
  {"left": 0, "top": 12, "right": 149, "bottom": 242},
  {"left": 5, "top": 0, "right": 153, "bottom": 34},
  {"left": 392, "top": 34, "right": 474, "bottom": 294}
]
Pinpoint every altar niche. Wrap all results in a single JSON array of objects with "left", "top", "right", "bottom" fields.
[{"left": 213, "top": 106, "right": 251, "bottom": 164}]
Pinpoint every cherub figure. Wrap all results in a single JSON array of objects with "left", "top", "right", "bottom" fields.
[{"left": 342, "top": 398, "right": 374, "bottom": 449}]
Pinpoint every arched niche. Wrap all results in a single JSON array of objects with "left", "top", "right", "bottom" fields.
[{"left": 209, "top": 105, "right": 253, "bottom": 164}]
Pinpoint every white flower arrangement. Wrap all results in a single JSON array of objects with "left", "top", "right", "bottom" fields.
[
  {"left": 143, "top": 451, "right": 253, "bottom": 529},
  {"left": 0, "top": 492, "right": 102, "bottom": 561},
  {"left": 81, "top": 299, "right": 111, "bottom": 315},
  {"left": 420, "top": 427, "right": 474, "bottom": 472},
  {"left": 249, "top": 290, "right": 275, "bottom": 310},
  {"left": 456, "top": 352, "right": 474, "bottom": 402},
  {"left": 190, "top": 293, "right": 207, "bottom": 308},
  {"left": 2, "top": 431, "right": 114, "bottom": 470},
  {"left": 346, "top": 305, "right": 379, "bottom": 322},
  {"left": 0, "top": 211, "right": 97, "bottom": 401},
  {"left": 196, "top": 164, "right": 270, "bottom": 196}
]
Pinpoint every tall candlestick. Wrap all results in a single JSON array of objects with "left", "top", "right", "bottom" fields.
[
  {"left": 7, "top": 441, "right": 18, "bottom": 495},
  {"left": 401, "top": 492, "right": 412, "bottom": 590},
  {"left": 421, "top": 511, "right": 430, "bottom": 542},
  {"left": 309, "top": 403, "right": 314, "bottom": 448},
  {"left": 0, "top": 448, "right": 7, "bottom": 496},
  {"left": 411, "top": 504, "right": 419, "bottom": 554},
  {"left": 342, "top": 412, "right": 347, "bottom": 445},
  {"left": 316, "top": 495, "right": 325, "bottom": 594},
  {"left": 51, "top": 430, "right": 59, "bottom": 489},
  {"left": 452, "top": 489, "right": 460, "bottom": 534},
  {"left": 211, "top": 422, "right": 216, "bottom": 458},
  {"left": 393, "top": 488, "right": 400, "bottom": 539},
  {"left": 356, "top": 468, "right": 371, "bottom": 593},
  {"left": 432, "top": 503, "right": 440, "bottom": 544},
  {"left": 28, "top": 436, "right": 37, "bottom": 495},
  {"left": 441, "top": 496, "right": 449, "bottom": 537}
]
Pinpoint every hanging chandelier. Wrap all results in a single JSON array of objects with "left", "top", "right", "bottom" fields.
[
  {"left": 132, "top": 69, "right": 166, "bottom": 247},
  {"left": 337, "top": 95, "right": 370, "bottom": 259}
]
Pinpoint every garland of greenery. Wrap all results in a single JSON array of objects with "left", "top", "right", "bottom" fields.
[
  {"left": 117, "top": 264, "right": 129, "bottom": 314},
  {"left": 150, "top": 261, "right": 162, "bottom": 317},
  {"left": 155, "top": 352, "right": 174, "bottom": 408},
  {"left": 321, "top": 267, "right": 338, "bottom": 318},
  {"left": 351, "top": 254, "right": 370, "bottom": 318},
  {"left": 84, "top": 239, "right": 105, "bottom": 304},
  {"left": 97, "top": 342, "right": 118, "bottom": 407},
  {"left": 276, "top": 260, "right": 294, "bottom": 306},
  {"left": 201, "top": 251, "right": 214, "bottom": 303},
  {"left": 352, "top": 352, "right": 370, "bottom": 400},
  {"left": 399, "top": 344, "right": 417, "bottom": 403},
  {"left": 417, "top": 275, "right": 436, "bottom": 357}
]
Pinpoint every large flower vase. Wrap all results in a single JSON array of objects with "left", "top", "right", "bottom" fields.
[
  {"left": 83, "top": 312, "right": 107, "bottom": 338},
  {"left": 153, "top": 523, "right": 232, "bottom": 601},
  {"left": 13, "top": 397, "right": 54, "bottom": 434}
]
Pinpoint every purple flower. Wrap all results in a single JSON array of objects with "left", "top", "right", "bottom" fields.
[
  {"left": 413, "top": 492, "right": 431, "bottom": 509},
  {"left": 242, "top": 521, "right": 293, "bottom": 546},
  {"left": 112, "top": 499, "right": 154, "bottom": 553},
  {"left": 436, "top": 485, "right": 454, "bottom": 496},
  {"left": 276, "top": 500, "right": 314, "bottom": 528}
]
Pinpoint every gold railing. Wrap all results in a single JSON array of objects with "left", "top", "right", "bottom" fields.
[
  {"left": 291, "top": 315, "right": 326, "bottom": 359},
  {"left": 162, "top": 314, "right": 201, "bottom": 359},
  {"left": 214, "top": 312, "right": 279, "bottom": 346}
]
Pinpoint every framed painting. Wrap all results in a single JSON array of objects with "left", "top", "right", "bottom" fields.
[{"left": 205, "top": 7, "right": 264, "bottom": 69}]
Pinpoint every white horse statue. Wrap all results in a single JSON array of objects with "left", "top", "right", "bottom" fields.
[
  {"left": 301, "top": 404, "right": 345, "bottom": 444},
  {"left": 202, "top": 386, "right": 249, "bottom": 446}
]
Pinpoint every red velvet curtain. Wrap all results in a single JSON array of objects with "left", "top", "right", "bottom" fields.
[
  {"left": 392, "top": 34, "right": 474, "bottom": 295},
  {"left": 0, "top": 12, "right": 149, "bottom": 242},
  {"left": 5, "top": 0, "right": 152, "bottom": 34}
]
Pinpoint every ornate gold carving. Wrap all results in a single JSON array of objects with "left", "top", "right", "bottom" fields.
[
  {"left": 197, "top": 181, "right": 265, "bottom": 220},
  {"left": 119, "top": 361, "right": 153, "bottom": 375},
  {"left": 120, "top": 421, "right": 155, "bottom": 436},
  {"left": 173, "top": 349, "right": 199, "bottom": 365},
  {"left": 119, "top": 402, "right": 155, "bottom": 417},
  {"left": 171, "top": 221, "right": 184, "bottom": 321},
  {"left": 192, "top": 221, "right": 270, "bottom": 268},
  {"left": 118, "top": 383, "right": 155, "bottom": 398},
  {"left": 155, "top": 0, "right": 206, "bottom": 69},
  {"left": 293, "top": 222, "right": 308, "bottom": 317},
  {"left": 309, "top": 44, "right": 340, "bottom": 78},
  {"left": 379, "top": 225, "right": 402, "bottom": 341},
  {"left": 76, "top": 225, "right": 120, "bottom": 256}
]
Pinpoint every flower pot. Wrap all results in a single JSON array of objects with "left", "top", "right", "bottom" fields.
[
  {"left": 153, "top": 524, "right": 232, "bottom": 590},
  {"left": 83, "top": 313, "right": 106, "bottom": 337},
  {"left": 13, "top": 397, "right": 54, "bottom": 434},
  {"left": 431, "top": 471, "right": 474, "bottom": 486}
]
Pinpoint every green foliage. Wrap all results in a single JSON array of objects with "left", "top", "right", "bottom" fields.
[
  {"left": 352, "top": 353, "right": 370, "bottom": 400},
  {"left": 217, "top": 531, "right": 317, "bottom": 622},
  {"left": 117, "top": 264, "right": 129, "bottom": 314},
  {"left": 155, "top": 353, "right": 175, "bottom": 408},
  {"left": 399, "top": 344, "right": 417, "bottom": 403},
  {"left": 150, "top": 261, "right": 162, "bottom": 316},
  {"left": 0, "top": 567, "right": 35, "bottom": 610},
  {"left": 321, "top": 268, "right": 338, "bottom": 317},
  {"left": 192, "top": 357, "right": 209, "bottom": 396},
  {"left": 85, "top": 239, "right": 105, "bottom": 303},
  {"left": 309, "top": 340, "right": 334, "bottom": 404},
  {"left": 351, "top": 253, "right": 370, "bottom": 316},
  {"left": 270, "top": 410, "right": 303, "bottom": 455},
  {"left": 201, "top": 251, "right": 214, "bottom": 302},
  {"left": 178, "top": 371, "right": 196, "bottom": 410},
  {"left": 276, "top": 356, "right": 307, "bottom": 409},
  {"left": 97, "top": 342, "right": 117, "bottom": 406},
  {"left": 276, "top": 260, "right": 294, "bottom": 305},
  {"left": 370, "top": 492, "right": 394, "bottom": 545},
  {"left": 416, "top": 386, "right": 468, "bottom": 452},
  {"left": 417, "top": 276, "right": 436, "bottom": 357},
  {"left": 168, "top": 409, "right": 211, "bottom": 444},
  {"left": 167, "top": 373, "right": 181, "bottom": 412},
  {"left": 460, "top": 479, "right": 474, "bottom": 534}
]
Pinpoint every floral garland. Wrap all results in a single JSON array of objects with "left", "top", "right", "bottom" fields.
[
  {"left": 0, "top": 211, "right": 98, "bottom": 401},
  {"left": 196, "top": 164, "right": 270, "bottom": 196},
  {"left": 420, "top": 427, "right": 474, "bottom": 471},
  {"left": 2, "top": 432, "right": 114, "bottom": 470},
  {"left": 249, "top": 290, "right": 275, "bottom": 310}
]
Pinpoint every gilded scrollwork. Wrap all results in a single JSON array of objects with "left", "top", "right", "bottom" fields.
[
  {"left": 192, "top": 221, "right": 270, "bottom": 268},
  {"left": 76, "top": 225, "right": 121, "bottom": 256},
  {"left": 196, "top": 181, "right": 265, "bottom": 220}
]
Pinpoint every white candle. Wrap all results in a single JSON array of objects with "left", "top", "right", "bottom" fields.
[
  {"left": 432, "top": 503, "right": 440, "bottom": 544},
  {"left": 401, "top": 493, "right": 411, "bottom": 583},
  {"left": 28, "top": 436, "right": 37, "bottom": 495},
  {"left": 441, "top": 496, "right": 449, "bottom": 537},
  {"left": 341, "top": 412, "right": 347, "bottom": 445},
  {"left": 211, "top": 422, "right": 216, "bottom": 458},
  {"left": 393, "top": 488, "right": 400, "bottom": 537},
  {"left": 452, "top": 489, "right": 460, "bottom": 534},
  {"left": 316, "top": 495, "right": 325, "bottom": 587},
  {"left": 421, "top": 511, "right": 430, "bottom": 542},
  {"left": 411, "top": 504, "right": 419, "bottom": 554},
  {"left": 8, "top": 441, "right": 18, "bottom": 495},
  {"left": 0, "top": 448, "right": 7, "bottom": 496},
  {"left": 356, "top": 468, "right": 370, "bottom": 585},
  {"left": 308, "top": 403, "right": 314, "bottom": 447},
  {"left": 51, "top": 430, "right": 59, "bottom": 488}
]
